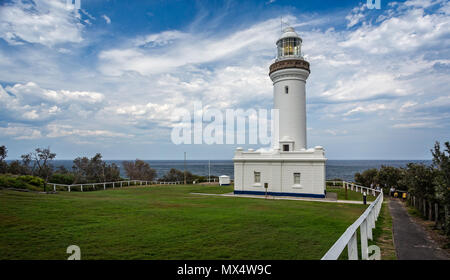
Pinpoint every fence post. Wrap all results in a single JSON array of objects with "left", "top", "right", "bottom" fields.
[
  {"left": 428, "top": 201, "right": 432, "bottom": 221},
  {"left": 360, "top": 220, "right": 369, "bottom": 260},
  {"left": 81, "top": 185, "right": 83, "bottom": 192},
  {"left": 53, "top": 184, "right": 56, "bottom": 192},
  {"left": 113, "top": 182, "right": 115, "bottom": 189},
  {"left": 104, "top": 183, "right": 106, "bottom": 190},
  {"left": 68, "top": 185, "right": 71, "bottom": 192},
  {"left": 435, "top": 203, "right": 439, "bottom": 225},
  {"left": 445, "top": 206, "right": 449, "bottom": 235},
  {"left": 423, "top": 199, "right": 427, "bottom": 219},
  {"left": 347, "top": 232, "right": 358, "bottom": 260},
  {"left": 367, "top": 212, "right": 373, "bottom": 240}
]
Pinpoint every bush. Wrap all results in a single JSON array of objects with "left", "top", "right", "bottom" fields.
[
  {"left": 0, "top": 174, "right": 44, "bottom": 191},
  {"left": 50, "top": 173, "right": 75, "bottom": 185},
  {"left": 18, "top": 175, "right": 44, "bottom": 187}
]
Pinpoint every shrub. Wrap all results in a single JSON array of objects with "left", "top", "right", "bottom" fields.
[
  {"left": 0, "top": 174, "right": 44, "bottom": 191},
  {"left": 50, "top": 173, "right": 75, "bottom": 185}
]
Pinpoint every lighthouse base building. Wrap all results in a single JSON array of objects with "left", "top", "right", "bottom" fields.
[
  {"left": 233, "top": 147, "right": 326, "bottom": 198},
  {"left": 233, "top": 27, "right": 327, "bottom": 198}
]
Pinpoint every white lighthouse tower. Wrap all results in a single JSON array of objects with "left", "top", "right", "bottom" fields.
[
  {"left": 271, "top": 26, "right": 309, "bottom": 152},
  {"left": 233, "top": 26, "right": 327, "bottom": 198}
]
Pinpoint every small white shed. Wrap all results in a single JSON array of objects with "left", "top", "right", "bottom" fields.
[{"left": 219, "top": 175, "right": 230, "bottom": 186}]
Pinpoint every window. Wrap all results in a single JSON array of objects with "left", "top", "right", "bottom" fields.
[
  {"left": 254, "top": 171, "right": 261, "bottom": 183},
  {"left": 294, "top": 173, "right": 301, "bottom": 184},
  {"left": 285, "top": 86, "right": 289, "bottom": 94},
  {"left": 283, "top": 144, "right": 289, "bottom": 152},
  {"left": 278, "top": 38, "right": 301, "bottom": 58}
]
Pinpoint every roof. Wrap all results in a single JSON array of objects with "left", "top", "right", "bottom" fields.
[{"left": 277, "top": 26, "right": 302, "bottom": 43}]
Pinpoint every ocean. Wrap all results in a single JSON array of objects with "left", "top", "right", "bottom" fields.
[{"left": 47, "top": 160, "right": 431, "bottom": 182}]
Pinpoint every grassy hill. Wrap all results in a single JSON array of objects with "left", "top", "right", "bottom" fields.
[{"left": 0, "top": 185, "right": 368, "bottom": 260}]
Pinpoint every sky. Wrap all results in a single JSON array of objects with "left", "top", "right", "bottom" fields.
[{"left": 0, "top": 0, "right": 449, "bottom": 160}]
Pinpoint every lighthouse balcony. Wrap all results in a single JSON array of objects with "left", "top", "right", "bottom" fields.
[{"left": 269, "top": 59, "right": 310, "bottom": 75}]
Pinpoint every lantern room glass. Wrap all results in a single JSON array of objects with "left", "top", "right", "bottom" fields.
[{"left": 277, "top": 38, "right": 301, "bottom": 59}]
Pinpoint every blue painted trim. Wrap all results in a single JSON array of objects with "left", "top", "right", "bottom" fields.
[
  {"left": 234, "top": 190, "right": 325, "bottom": 198},
  {"left": 220, "top": 184, "right": 231, "bottom": 186}
]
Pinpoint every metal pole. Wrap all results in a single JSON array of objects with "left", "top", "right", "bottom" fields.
[
  {"left": 208, "top": 160, "right": 211, "bottom": 184},
  {"left": 184, "top": 152, "right": 187, "bottom": 185}
]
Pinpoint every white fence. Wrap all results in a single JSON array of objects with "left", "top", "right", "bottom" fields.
[
  {"left": 322, "top": 181, "right": 384, "bottom": 260},
  {"left": 49, "top": 180, "right": 183, "bottom": 192}
]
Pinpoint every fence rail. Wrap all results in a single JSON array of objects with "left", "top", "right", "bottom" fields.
[
  {"left": 322, "top": 181, "right": 384, "bottom": 260},
  {"left": 49, "top": 180, "right": 183, "bottom": 192}
]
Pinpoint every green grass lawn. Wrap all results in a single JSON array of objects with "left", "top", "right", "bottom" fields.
[
  {"left": 327, "top": 186, "right": 376, "bottom": 202},
  {"left": 0, "top": 185, "right": 368, "bottom": 260}
]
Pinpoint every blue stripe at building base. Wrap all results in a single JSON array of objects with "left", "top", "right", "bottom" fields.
[{"left": 233, "top": 190, "right": 326, "bottom": 198}]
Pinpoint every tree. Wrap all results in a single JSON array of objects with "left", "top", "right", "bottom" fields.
[
  {"left": 162, "top": 168, "right": 184, "bottom": 182},
  {"left": 7, "top": 160, "right": 24, "bottom": 175},
  {"left": 20, "top": 153, "right": 33, "bottom": 175},
  {"left": 0, "top": 145, "right": 7, "bottom": 173},
  {"left": 104, "top": 162, "right": 121, "bottom": 182},
  {"left": 72, "top": 153, "right": 120, "bottom": 183},
  {"left": 354, "top": 168, "right": 378, "bottom": 187},
  {"left": 400, "top": 163, "right": 436, "bottom": 201},
  {"left": 73, "top": 156, "right": 90, "bottom": 184},
  {"left": 431, "top": 141, "right": 450, "bottom": 235},
  {"left": 376, "top": 165, "right": 404, "bottom": 192},
  {"left": 161, "top": 168, "right": 195, "bottom": 183},
  {"left": 27, "top": 147, "right": 56, "bottom": 192},
  {"left": 123, "top": 159, "right": 156, "bottom": 181}
]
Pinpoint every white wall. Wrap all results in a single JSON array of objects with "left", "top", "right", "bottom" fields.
[
  {"left": 271, "top": 68, "right": 310, "bottom": 151},
  {"left": 234, "top": 158, "right": 326, "bottom": 197}
]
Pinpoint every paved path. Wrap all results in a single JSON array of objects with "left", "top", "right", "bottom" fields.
[
  {"left": 389, "top": 199, "right": 448, "bottom": 260},
  {"left": 191, "top": 192, "right": 369, "bottom": 204}
]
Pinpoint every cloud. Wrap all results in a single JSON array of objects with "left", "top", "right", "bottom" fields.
[
  {"left": 102, "top": 15, "right": 111, "bottom": 24},
  {"left": 345, "top": 4, "right": 367, "bottom": 28},
  {"left": 98, "top": 17, "right": 289, "bottom": 76},
  {"left": 0, "top": 0, "right": 84, "bottom": 47},
  {"left": 392, "top": 122, "right": 439, "bottom": 128},
  {"left": 340, "top": 1, "right": 450, "bottom": 54},
  {"left": 0, "top": 82, "right": 104, "bottom": 123},
  {"left": 343, "top": 103, "right": 389, "bottom": 116},
  {"left": 0, "top": 125, "right": 43, "bottom": 140},
  {"left": 46, "top": 124, "right": 130, "bottom": 138}
]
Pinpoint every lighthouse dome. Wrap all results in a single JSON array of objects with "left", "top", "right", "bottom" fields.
[{"left": 277, "top": 27, "right": 302, "bottom": 43}]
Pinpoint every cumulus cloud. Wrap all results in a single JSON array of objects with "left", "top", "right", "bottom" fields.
[
  {"left": 0, "top": 82, "right": 104, "bottom": 123},
  {"left": 0, "top": 125, "right": 42, "bottom": 140},
  {"left": 0, "top": 0, "right": 84, "bottom": 47}
]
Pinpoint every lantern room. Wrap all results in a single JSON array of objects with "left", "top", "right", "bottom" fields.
[{"left": 276, "top": 27, "right": 302, "bottom": 60}]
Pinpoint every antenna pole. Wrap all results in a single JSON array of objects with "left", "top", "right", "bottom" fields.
[{"left": 281, "top": 16, "right": 282, "bottom": 33}]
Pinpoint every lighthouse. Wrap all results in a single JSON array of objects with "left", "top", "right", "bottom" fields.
[
  {"left": 270, "top": 26, "right": 309, "bottom": 151},
  {"left": 233, "top": 26, "right": 327, "bottom": 198}
]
